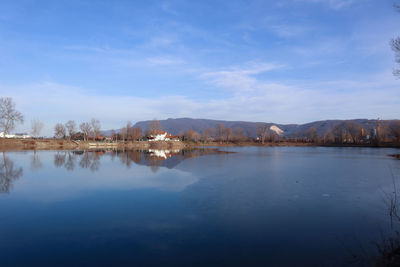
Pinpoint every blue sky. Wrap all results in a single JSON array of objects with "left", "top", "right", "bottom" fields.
[{"left": 0, "top": 0, "right": 399, "bottom": 135}]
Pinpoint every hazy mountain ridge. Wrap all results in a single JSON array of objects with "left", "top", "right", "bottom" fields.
[
  {"left": 102, "top": 118, "right": 399, "bottom": 137},
  {"left": 111, "top": 118, "right": 398, "bottom": 138}
]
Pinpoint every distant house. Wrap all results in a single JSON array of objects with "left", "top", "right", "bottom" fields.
[
  {"left": 147, "top": 131, "right": 180, "bottom": 141},
  {"left": 104, "top": 136, "right": 113, "bottom": 141},
  {"left": 0, "top": 132, "right": 31, "bottom": 139},
  {"left": 71, "top": 132, "right": 85, "bottom": 140},
  {"left": 95, "top": 136, "right": 105, "bottom": 141}
]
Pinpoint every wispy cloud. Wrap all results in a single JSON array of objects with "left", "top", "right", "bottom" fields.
[
  {"left": 269, "top": 24, "right": 311, "bottom": 38},
  {"left": 202, "top": 62, "right": 286, "bottom": 92},
  {"left": 146, "top": 56, "right": 184, "bottom": 66},
  {"left": 306, "top": 0, "right": 356, "bottom": 9},
  {"left": 3, "top": 68, "right": 399, "bottom": 136},
  {"left": 160, "top": 2, "right": 179, "bottom": 16}
]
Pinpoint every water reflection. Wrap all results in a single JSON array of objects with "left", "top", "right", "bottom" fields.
[
  {"left": 46, "top": 148, "right": 230, "bottom": 173},
  {"left": 0, "top": 152, "right": 23, "bottom": 193},
  {"left": 78, "top": 151, "right": 100, "bottom": 172},
  {"left": 0, "top": 148, "right": 228, "bottom": 194},
  {"left": 30, "top": 151, "right": 42, "bottom": 171},
  {"left": 54, "top": 152, "right": 66, "bottom": 167},
  {"left": 0, "top": 147, "right": 398, "bottom": 266},
  {"left": 64, "top": 152, "right": 75, "bottom": 171}
]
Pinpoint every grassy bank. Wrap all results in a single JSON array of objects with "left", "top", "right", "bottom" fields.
[
  {"left": 0, "top": 138, "right": 186, "bottom": 151},
  {"left": 1, "top": 138, "right": 399, "bottom": 151}
]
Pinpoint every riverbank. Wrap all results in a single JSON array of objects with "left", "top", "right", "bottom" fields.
[
  {"left": 0, "top": 138, "right": 186, "bottom": 151},
  {"left": 189, "top": 141, "right": 400, "bottom": 148},
  {"left": 1, "top": 138, "right": 399, "bottom": 151}
]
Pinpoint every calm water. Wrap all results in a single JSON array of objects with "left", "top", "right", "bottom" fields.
[{"left": 1, "top": 147, "right": 400, "bottom": 266}]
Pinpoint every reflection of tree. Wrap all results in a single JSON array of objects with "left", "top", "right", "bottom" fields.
[
  {"left": 54, "top": 152, "right": 66, "bottom": 167},
  {"left": 112, "top": 148, "right": 228, "bottom": 172},
  {"left": 52, "top": 151, "right": 77, "bottom": 171},
  {"left": 128, "top": 150, "right": 142, "bottom": 164},
  {"left": 64, "top": 152, "right": 75, "bottom": 171},
  {"left": 90, "top": 153, "right": 100, "bottom": 172},
  {"left": 79, "top": 151, "right": 100, "bottom": 172},
  {"left": 119, "top": 152, "right": 132, "bottom": 168},
  {"left": 79, "top": 151, "right": 91, "bottom": 169},
  {"left": 30, "top": 150, "right": 42, "bottom": 171},
  {"left": 0, "top": 152, "right": 23, "bottom": 194},
  {"left": 144, "top": 153, "right": 163, "bottom": 173},
  {"left": 51, "top": 148, "right": 227, "bottom": 173}
]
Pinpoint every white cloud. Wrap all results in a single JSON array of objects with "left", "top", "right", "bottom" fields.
[
  {"left": 202, "top": 62, "right": 285, "bottom": 92},
  {"left": 1, "top": 66, "right": 399, "bottom": 136}
]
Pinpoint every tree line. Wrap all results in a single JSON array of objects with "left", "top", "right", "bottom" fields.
[{"left": 1, "top": 97, "right": 400, "bottom": 145}]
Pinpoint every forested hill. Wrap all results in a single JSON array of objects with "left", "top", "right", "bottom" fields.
[{"left": 129, "top": 118, "right": 398, "bottom": 137}]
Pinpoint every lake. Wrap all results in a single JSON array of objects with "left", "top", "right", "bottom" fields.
[{"left": 0, "top": 147, "right": 399, "bottom": 266}]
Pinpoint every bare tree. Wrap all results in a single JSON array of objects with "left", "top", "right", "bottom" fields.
[
  {"left": 376, "top": 120, "right": 390, "bottom": 144},
  {"left": 65, "top": 120, "right": 76, "bottom": 140},
  {"left": 333, "top": 124, "right": 344, "bottom": 144},
  {"left": 306, "top": 127, "right": 318, "bottom": 143},
  {"left": 233, "top": 127, "right": 246, "bottom": 142},
  {"left": 79, "top": 122, "right": 92, "bottom": 141},
  {"left": 216, "top": 123, "right": 225, "bottom": 142},
  {"left": 146, "top": 119, "right": 162, "bottom": 136},
  {"left": 202, "top": 128, "right": 214, "bottom": 142},
  {"left": 224, "top": 127, "right": 233, "bottom": 142},
  {"left": 257, "top": 123, "right": 269, "bottom": 144},
  {"left": 111, "top": 130, "right": 117, "bottom": 141},
  {"left": 343, "top": 121, "right": 363, "bottom": 144},
  {"left": 185, "top": 130, "right": 201, "bottom": 142},
  {"left": 322, "top": 130, "right": 334, "bottom": 144},
  {"left": 54, "top": 123, "right": 66, "bottom": 139},
  {"left": 0, "top": 97, "right": 24, "bottom": 135},
  {"left": 390, "top": 121, "right": 400, "bottom": 143},
  {"left": 90, "top": 118, "right": 101, "bottom": 139},
  {"left": 131, "top": 127, "right": 142, "bottom": 141},
  {"left": 126, "top": 121, "right": 133, "bottom": 141},
  {"left": 120, "top": 127, "right": 127, "bottom": 141},
  {"left": 31, "top": 120, "right": 44, "bottom": 138}
]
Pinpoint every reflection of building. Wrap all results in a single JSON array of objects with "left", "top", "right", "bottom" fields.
[
  {"left": 147, "top": 131, "right": 179, "bottom": 141},
  {"left": 147, "top": 149, "right": 181, "bottom": 159}
]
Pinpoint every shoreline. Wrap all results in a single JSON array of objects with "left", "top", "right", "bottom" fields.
[
  {"left": 1, "top": 138, "right": 399, "bottom": 151},
  {"left": 0, "top": 138, "right": 186, "bottom": 151}
]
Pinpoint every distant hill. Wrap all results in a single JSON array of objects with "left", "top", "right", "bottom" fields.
[
  {"left": 133, "top": 118, "right": 287, "bottom": 137},
  {"left": 103, "top": 118, "right": 398, "bottom": 138}
]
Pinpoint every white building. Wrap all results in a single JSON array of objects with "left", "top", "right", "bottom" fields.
[
  {"left": 0, "top": 132, "right": 31, "bottom": 139},
  {"left": 148, "top": 131, "right": 179, "bottom": 141}
]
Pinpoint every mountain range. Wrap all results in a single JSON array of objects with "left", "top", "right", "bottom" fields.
[{"left": 104, "top": 118, "right": 398, "bottom": 137}]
